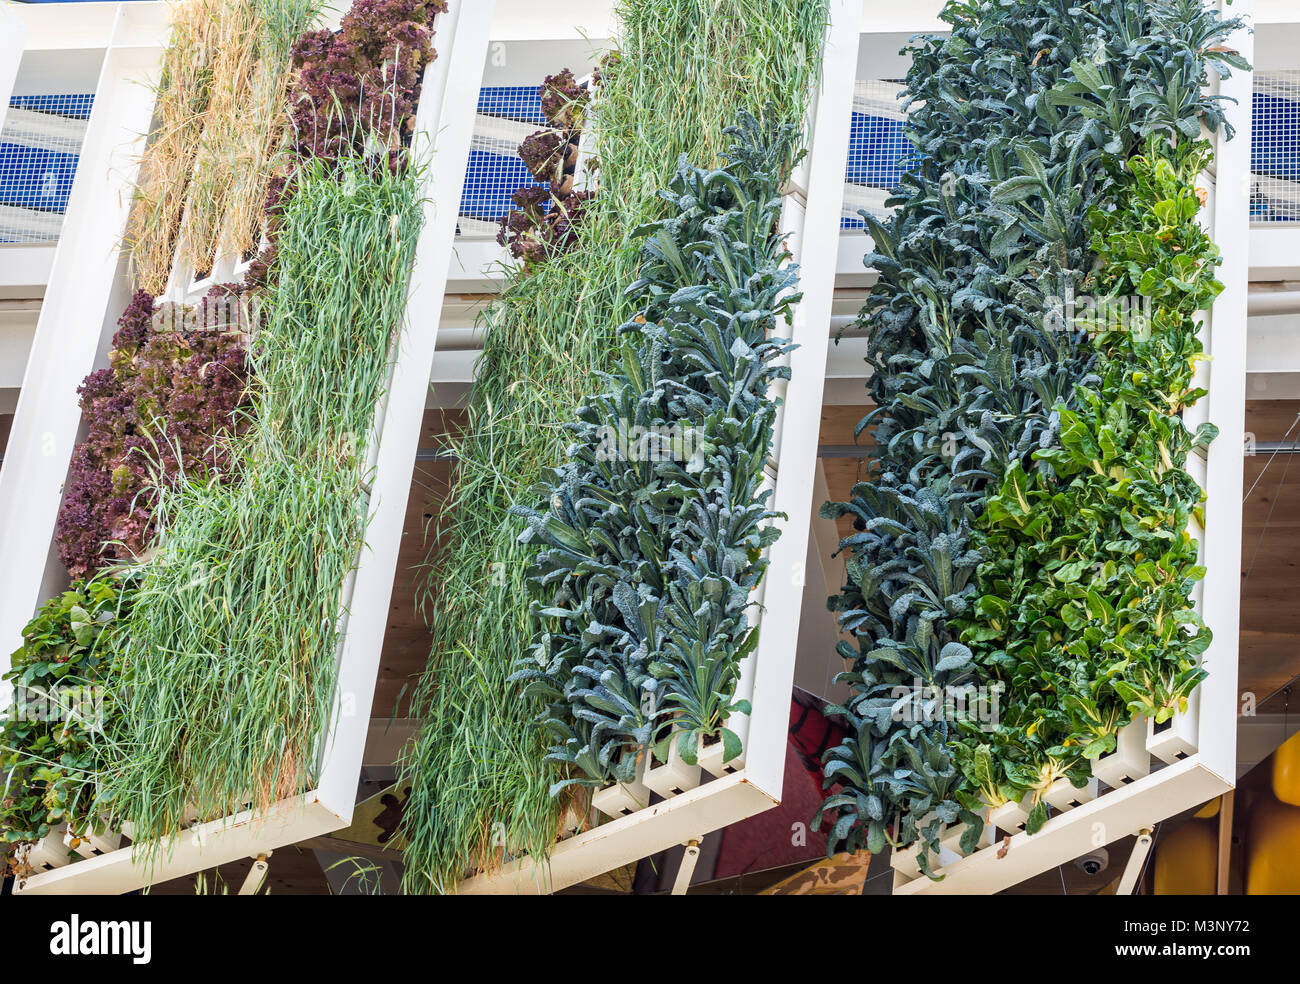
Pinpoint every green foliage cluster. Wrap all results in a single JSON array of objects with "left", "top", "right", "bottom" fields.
[
  {"left": 2, "top": 577, "right": 137, "bottom": 877},
  {"left": 952, "top": 135, "right": 1225, "bottom": 826},
  {"left": 510, "top": 114, "right": 800, "bottom": 791},
  {"left": 815, "top": 0, "right": 1243, "bottom": 875}
]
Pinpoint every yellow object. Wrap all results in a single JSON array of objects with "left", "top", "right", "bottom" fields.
[
  {"left": 1246, "top": 797, "right": 1300, "bottom": 895},
  {"left": 1272, "top": 731, "right": 1300, "bottom": 807},
  {"left": 1154, "top": 820, "right": 1216, "bottom": 895},
  {"left": 1193, "top": 797, "right": 1220, "bottom": 820}
]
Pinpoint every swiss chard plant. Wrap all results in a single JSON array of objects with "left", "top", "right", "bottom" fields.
[
  {"left": 815, "top": 0, "right": 1243, "bottom": 875},
  {"left": 952, "top": 133, "right": 1227, "bottom": 826},
  {"left": 511, "top": 110, "right": 801, "bottom": 792},
  {"left": 1, "top": 576, "right": 137, "bottom": 878}
]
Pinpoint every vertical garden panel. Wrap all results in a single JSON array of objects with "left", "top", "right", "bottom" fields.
[
  {"left": 456, "top": 0, "right": 860, "bottom": 895},
  {"left": 882, "top": 0, "right": 1253, "bottom": 895},
  {"left": 11, "top": 0, "right": 494, "bottom": 895}
]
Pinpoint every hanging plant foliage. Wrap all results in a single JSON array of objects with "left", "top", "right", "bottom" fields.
[
  {"left": 1, "top": 576, "right": 138, "bottom": 878},
  {"left": 498, "top": 68, "right": 596, "bottom": 267}
]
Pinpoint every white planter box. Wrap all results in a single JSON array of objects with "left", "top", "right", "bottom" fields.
[
  {"left": 642, "top": 733, "right": 702, "bottom": 799},
  {"left": 18, "top": 830, "right": 73, "bottom": 873},
  {"left": 891, "top": 809, "right": 994, "bottom": 883},
  {"left": 1090, "top": 718, "right": 1151, "bottom": 788},
  {"left": 942, "top": 810, "right": 995, "bottom": 858},
  {"left": 1147, "top": 694, "right": 1201, "bottom": 765},
  {"left": 590, "top": 753, "right": 650, "bottom": 820},
  {"left": 63, "top": 823, "right": 123, "bottom": 860},
  {"left": 698, "top": 730, "right": 744, "bottom": 779},
  {"left": 1043, "top": 776, "right": 1098, "bottom": 813},
  {"left": 988, "top": 797, "right": 1032, "bottom": 836}
]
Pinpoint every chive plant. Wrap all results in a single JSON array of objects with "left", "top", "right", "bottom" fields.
[
  {"left": 100, "top": 153, "right": 424, "bottom": 851},
  {"left": 398, "top": 0, "right": 828, "bottom": 893}
]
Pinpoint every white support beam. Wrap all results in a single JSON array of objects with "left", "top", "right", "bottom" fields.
[
  {"left": 745, "top": 0, "right": 860, "bottom": 801},
  {"left": 0, "top": 5, "right": 26, "bottom": 133},
  {"left": 490, "top": 0, "right": 614, "bottom": 40},
  {"left": 1257, "top": 0, "right": 1300, "bottom": 24},
  {"left": 1249, "top": 226, "right": 1300, "bottom": 281},
  {"left": 670, "top": 839, "right": 702, "bottom": 895},
  {"left": 15, "top": 795, "right": 344, "bottom": 895},
  {"left": 1197, "top": 0, "right": 1252, "bottom": 786},
  {"left": 896, "top": 757, "right": 1229, "bottom": 894},
  {"left": 315, "top": 0, "right": 497, "bottom": 820},
  {"left": 8, "top": 1, "right": 153, "bottom": 51},
  {"left": 1116, "top": 827, "right": 1155, "bottom": 896}
]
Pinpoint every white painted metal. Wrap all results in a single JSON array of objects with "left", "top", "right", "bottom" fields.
[
  {"left": 12, "top": 0, "right": 495, "bottom": 895},
  {"left": 6, "top": 1, "right": 126, "bottom": 51},
  {"left": 1117, "top": 828, "right": 1155, "bottom": 895},
  {"left": 457, "top": 0, "right": 861, "bottom": 895},
  {"left": 670, "top": 840, "right": 701, "bottom": 895},
  {"left": 239, "top": 854, "right": 271, "bottom": 895},
  {"left": 0, "top": 6, "right": 27, "bottom": 136},
  {"left": 315, "top": 0, "right": 497, "bottom": 820},
  {"left": 17, "top": 794, "right": 344, "bottom": 894},
  {"left": 1198, "top": 0, "right": 1251, "bottom": 790},
  {"left": 1247, "top": 291, "right": 1300, "bottom": 315}
]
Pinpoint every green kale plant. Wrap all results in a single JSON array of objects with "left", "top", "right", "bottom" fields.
[{"left": 512, "top": 111, "right": 801, "bottom": 791}]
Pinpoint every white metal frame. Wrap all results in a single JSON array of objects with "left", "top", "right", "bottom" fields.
[
  {"left": 8, "top": 0, "right": 496, "bottom": 894},
  {"left": 0, "top": 6, "right": 25, "bottom": 134},
  {"left": 887, "top": 0, "right": 1251, "bottom": 894},
  {"left": 457, "top": 0, "right": 860, "bottom": 895}
]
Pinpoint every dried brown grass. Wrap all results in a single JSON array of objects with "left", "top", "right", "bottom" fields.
[{"left": 124, "top": 0, "right": 220, "bottom": 295}]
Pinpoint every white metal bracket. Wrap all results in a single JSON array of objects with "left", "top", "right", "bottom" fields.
[
  {"left": 670, "top": 839, "right": 702, "bottom": 896},
  {"left": 238, "top": 853, "right": 272, "bottom": 896},
  {"left": 1116, "top": 828, "right": 1155, "bottom": 896}
]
